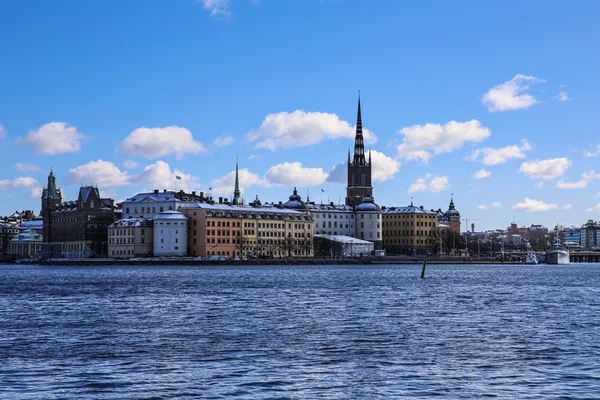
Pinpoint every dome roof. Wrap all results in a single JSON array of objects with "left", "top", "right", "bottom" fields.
[
  {"left": 282, "top": 187, "right": 308, "bottom": 210},
  {"left": 356, "top": 196, "right": 381, "bottom": 212},
  {"left": 444, "top": 197, "right": 460, "bottom": 216}
]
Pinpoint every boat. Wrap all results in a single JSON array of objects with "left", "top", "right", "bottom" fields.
[
  {"left": 525, "top": 245, "right": 538, "bottom": 265},
  {"left": 545, "top": 239, "right": 570, "bottom": 265}
]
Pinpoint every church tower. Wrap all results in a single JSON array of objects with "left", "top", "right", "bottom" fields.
[
  {"left": 41, "top": 169, "right": 62, "bottom": 243},
  {"left": 345, "top": 92, "right": 373, "bottom": 206},
  {"left": 232, "top": 156, "right": 242, "bottom": 205}
]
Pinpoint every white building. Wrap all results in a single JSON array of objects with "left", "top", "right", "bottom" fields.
[
  {"left": 122, "top": 189, "right": 208, "bottom": 220},
  {"left": 10, "top": 229, "right": 43, "bottom": 258},
  {"left": 308, "top": 203, "right": 355, "bottom": 237},
  {"left": 153, "top": 211, "right": 188, "bottom": 257},
  {"left": 354, "top": 196, "right": 382, "bottom": 246}
]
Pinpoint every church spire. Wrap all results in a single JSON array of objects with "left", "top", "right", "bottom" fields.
[
  {"left": 352, "top": 91, "right": 366, "bottom": 166},
  {"left": 232, "top": 156, "right": 242, "bottom": 205}
]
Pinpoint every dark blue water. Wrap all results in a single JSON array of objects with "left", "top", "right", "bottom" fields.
[{"left": 1, "top": 263, "right": 600, "bottom": 399}]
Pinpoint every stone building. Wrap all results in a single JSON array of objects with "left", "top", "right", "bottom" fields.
[
  {"left": 10, "top": 229, "right": 43, "bottom": 258},
  {"left": 181, "top": 202, "right": 313, "bottom": 259},
  {"left": 40, "top": 170, "right": 117, "bottom": 258},
  {"left": 122, "top": 189, "right": 209, "bottom": 219},
  {"left": 153, "top": 211, "right": 188, "bottom": 257},
  {"left": 108, "top": 218, "right": 153, "bottom": 258},
  {"left": 382, "top": 203, "right": 439, "bottom": 255}
]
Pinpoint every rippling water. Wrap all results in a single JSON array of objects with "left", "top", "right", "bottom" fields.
[{"left": 1, "top": 263, "right": 600, "bottom": 399}]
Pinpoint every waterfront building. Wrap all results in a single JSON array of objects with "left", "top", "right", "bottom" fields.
[
  {"left": 308, "top": 202, "right": 355, "bottom": 237},
  {"left": 108, "top": 218, "right": 153, "bottom": 258},
  {"left": 382, "top": 203, "right": 438, "bottom": 255},
  {"left": 181, "top": 202, "right": 313, "bottom": 258},
  {"left": 153, "top": 211, "right": 188, "bottom": 257},
  {"left": 0, "top": 222, "right": 19, "bottom": 255},
  {"left": 10, "top": 229, "right": 43, "bottom": 258},
  {"left": 41, "top": 170, "right": 118, "bottom": 258},
  {"left": 313, "top": 234, "right": 374, "bottom": 258},
  {"left": 346, "top": 93, "right": 373, "bottom": 207},
  {"left": 355, "top": 197, "right": 382, "bottom": 247},
  {"left": 121, "top": 189, "right": 209, "bottom": 220},
  {"left": 581, "top": 220, "right": 600, "bottom": 249},
  {"left": 564, "top": 228, "right": 582, "bottom": 246}
]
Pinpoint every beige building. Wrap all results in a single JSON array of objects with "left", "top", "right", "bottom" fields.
[
  {"left": 382, "top": 204, "right": 438, "bottom": 255},
  {"left": 181, "top": 203, "right": 314, "bottom": 259},
  {"left": 108, "top": 218, "right": 153, "bottom": 258}
]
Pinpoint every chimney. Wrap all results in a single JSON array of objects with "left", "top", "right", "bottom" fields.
[
  {"left": 420, "top": 206, "right": 424, "bottom": 210},
  {"left": 279, "top": 201, "right": 282, "bottom": 205},
  {"left": 154, "top": 189, "right": 159, "bottom": 194},
  {"left": 163, "top": 189, "right": 167, "bottom": 193},
  {"left": 192, "top": 191, "right": 196, "bottom": 195},
  {"left": 330, "top": 202, "right": 334, "bottom": 206},
  {"left": 219, "top": 197, "right": 223, "bottom": 204},
  {"left": 200, "top": 191, "right": 204, "bottom": 198}
]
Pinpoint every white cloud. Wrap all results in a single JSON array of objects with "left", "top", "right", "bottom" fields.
[
  {"left": 556, "top": 179, "right": 587, "bottom": 189},
  {"left": 16, "top": 122, "right": 87, "bottom": 154},
  {"left": 0, "top": 124, "right": 6, "bottom": 139},
  {"left": 263, "top": 162, "right": 329, "bottom": 187},
  {"left": 248, "top": 154, "right": 260, "bottom": 160},
  {"left": 370, "top": 150, "right": 401, "bottom": 182},
  {"left": 470, "top": 139, "right": 532, "bottom": 165},
  {"left": 211, "top": 135, "right": 235, "bottom": 148},
  {"left": 199, "top": 0, "right": 231, "bottom": 18},
  {"left": 562, "top": 204, "right": 572, "bottom": 210},
  {"left": 474, "top": 168, "right": 491, "bottom": 179},
  {"left": 0, "top": 177, "right": 39, "bottom": 189},
  {"left": 408, "top": 174, "right": 450, "bottom": 194},
  {"left": 512, "top": 198, "right": 558, "bottom": 212},
  {"left": 28, "top": 186, "right": 43, "bottom": 199},
  {"left": 210, "top": 168, "right": 262, "bottom": 197},
  {"left": 553, "top": 91, "right": 570, "bottom": 102},
  {"left": 123, "top": 159, "right": 139, "bottom": 169},
  {"left": 492, "top": 202, "right": 502, "bottom": 208},
  {"left": 120, "top": 126, "right": 205, "bottom": 159},
  {"left": 584, "top": 145, "right": 600, "bottom": 158},
  {"left": 478, "top": 201, "right": 501, "bottom": 210},
  {"left": 477, "top": 204, "right": 489, "bottom": 210},
  {"left": 587, "top": 204, "right": 600, "bottom": 212},
  {"left": 64, "top": 160, "right": 201, "bottom": 192},
  {"left": 560, "top": 170, "right": 600, "bottom": 188},
  {"left": 326, "top": 162, "right": 346, "bottom": 184},
  {"left": 482, "top": 74, "right": 545, "bottom": 112},
  {"left": 396, "top": 120, "right": 490, "bottom": 163},
  {"left": 14, "top": 163, "right": 39, "bottom": 172},
  {"left": 519, "top": 157, "right": 571, "bottom": 180},
  {"left": 65, "top": 160, "right": 132, "bottom": 188},
  {"left": 246, "top": 110, "right": 376, "bottom": 151},
  {"left": 133, "top": 161, "right": 200, "bottom": 191},
  {"left": 535, "top": 181, "right": 544, "bottom": 189}
]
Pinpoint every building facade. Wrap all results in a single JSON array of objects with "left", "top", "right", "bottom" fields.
[
  {"left": 181, "top": 202, "right": 313, "bottom": 259},
  {"left": 108, "top": 218, "right": 153, "bottom": 258},
  {"left": 41, "top": 171, "right": 117, "bottom": 258},
  {"left": 153, "top": 211, "right": 188, "bottom": 257},
  {"left": 122, "top": 189, "right": 209, "bottom": 220},
  {"left": 382, "top": 203, "right": 439, "bottom": 255},
  {"left": 10, "top": 229, "right": 43, "bottom": 258},
  {"left": 581, "top": 220, "right": 600, "bottom": 249}
]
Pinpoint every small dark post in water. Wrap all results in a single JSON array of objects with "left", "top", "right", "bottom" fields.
[{"left": 421, "top": 256, "right": 427, "bottom": 279}]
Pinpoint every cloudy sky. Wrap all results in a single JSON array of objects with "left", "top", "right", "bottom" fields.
[{"left": 1, "top": 0, "right": 599, "bottom": 230}]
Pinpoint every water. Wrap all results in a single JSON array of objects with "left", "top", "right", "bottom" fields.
[{"left": 1, "top": 263, "right": 600, "bottom": 399}]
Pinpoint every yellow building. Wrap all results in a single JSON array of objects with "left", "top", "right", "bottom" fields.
[{"left": 382, "top": 203, "right": 438, "bottom": 255}]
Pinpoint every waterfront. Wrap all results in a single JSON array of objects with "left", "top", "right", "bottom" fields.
[{"left": 1, "top": 264, "right": 600, "bottom": 399}]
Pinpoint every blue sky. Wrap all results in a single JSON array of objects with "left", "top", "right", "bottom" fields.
[{"left": 1, "top": 0, "right": 599, "bottom": 230}]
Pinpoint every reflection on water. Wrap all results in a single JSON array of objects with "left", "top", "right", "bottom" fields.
[{"left": 1, "top": 263, "right": 600, "bottom": 398}]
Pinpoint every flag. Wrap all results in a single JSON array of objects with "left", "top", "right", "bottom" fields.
[
  {"left": 321, "top": 189, "right": 325, "bottom": 193},
  {"left": 175, "top": 176, "right": 181, "bottom": 180}
]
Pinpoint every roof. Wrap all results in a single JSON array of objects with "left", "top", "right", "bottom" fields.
[
  {"left": 307, "top": 203, "right": 354, "bottom": 212},
  {"left": 124, "top": 192, "right": 179, "bottom": 203},
  {"left": 109, "top": 218, "right": 153, "bottom": 228},
  {"left": 181, "top": 202, "right": 313, "bottom": 220},
  {"left": 314, "top": 234, "right": 374, "bottom": 245},
  {"left": 10, "top": 229, "right": 43, "bottom": 242},
  {"left": 383, "top": 205, "right": 437, "bottom": 215},
  {"left": 356, "top": 196, "right": 381, "bottom": 212},
  {"left": 153, "top": 210, "right": 188, "bottom": 220}
]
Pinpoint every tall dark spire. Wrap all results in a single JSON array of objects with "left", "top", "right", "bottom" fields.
[
  {"left": 232, "top": 156, "right": 242, "bottom": 205},
  {"left": 353, "top": 91, "right": 366, "bottom": 166}
]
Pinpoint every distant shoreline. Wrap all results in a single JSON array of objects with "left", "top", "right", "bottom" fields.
[{"left": 6, "top": 257, "right": 529, "bottom": 266}]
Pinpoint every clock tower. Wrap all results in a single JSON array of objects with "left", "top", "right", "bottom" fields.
[{"left": 345, "top": 93, "right": 373, "bottom": 206}]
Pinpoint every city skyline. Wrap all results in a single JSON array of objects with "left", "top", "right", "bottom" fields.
[{"left": 1, "top": 1, "right": 600, "bottom": 231}]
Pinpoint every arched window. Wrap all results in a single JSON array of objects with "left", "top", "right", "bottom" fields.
[
  {"left": 361, "top": 173, "right": 367, "bottom": 186},
  {"left": 90, "top": 200, "right": 95, "bottom": 209},
  {"left": 351, "top": 174, "right": 355, "bottom": 186}
]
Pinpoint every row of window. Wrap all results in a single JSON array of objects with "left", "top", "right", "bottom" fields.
[
  {"left": 383, "top": 221, "right": 435, "bottom": 227},
  {"left": 383, "top": 230, "right": 435, "bottom": 236}
]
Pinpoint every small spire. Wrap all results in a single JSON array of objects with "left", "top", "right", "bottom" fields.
[
  {"left": 232, "top": 156, "right": 241, "bottom": 205},
  {"left": 353, "top": 91, "right": 365, "bottom": 166}
]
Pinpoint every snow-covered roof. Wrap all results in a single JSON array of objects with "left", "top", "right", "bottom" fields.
[
  {"left": 383, "top": 205, "right": 437, "bottom": 215},
  {"left": 314, "top": 234, "right": 374, "bottom": 244},
  {"left": 153, "top": 210, "right": 188, "bottom": 220},
  {"left": 109, "top": 218, "right": 153, "bottom": 228}
]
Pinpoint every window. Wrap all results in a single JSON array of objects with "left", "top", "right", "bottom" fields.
[{"left": 361, "top": 173, "right": 367, "bottom": 186}]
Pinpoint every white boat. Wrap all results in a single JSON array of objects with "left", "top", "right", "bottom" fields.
[
  {"left": 545, "top": 239, "right": 570, "bottom": 265},
  {"left": 525, "top": 251, "right": 538, "bottom": 264}
]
